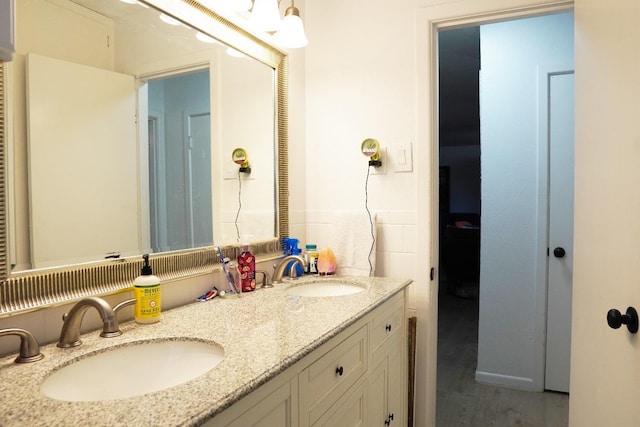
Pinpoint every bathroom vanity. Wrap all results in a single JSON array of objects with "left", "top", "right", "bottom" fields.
[{"left": 0, "top": 276, "right": 411, "bottom": 426}]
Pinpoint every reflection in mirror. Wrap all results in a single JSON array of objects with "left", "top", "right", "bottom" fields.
[
  {"left": 148, "top": 70, "right": 214, "bottom": 253},
  {"left": 9, "top": 0, "right": 276, "bottom": 271},
  {"left": 0, "top": 0, "right": 289, "bottom": 316}
]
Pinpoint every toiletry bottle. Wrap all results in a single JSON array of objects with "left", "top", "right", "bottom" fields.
[
  {"left": 304, "top": 244, "right": 319, "bottom": 274},
  {"left": 229, "top": 259, "right": 242, "bottom": 295},
  {"left": 284, "top": 238, "right": 304, "bottom": 277},
  {"left": 222, "top": 257, "right": 241, "bottom": 295},
  {"left": 238, "top": 244, "right": 256, "bottom": 292},
  {"left": 134, "top": 254, "right": 161, "bottom": 324},
  {"left": 283, "top": 238, "right": 294, "bottom": 256}
]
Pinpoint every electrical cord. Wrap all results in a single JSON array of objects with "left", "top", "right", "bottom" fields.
[
  {"left": 234, "top": 170, "right": 242, "bottom": 242},
  {"left": 364, "top": 165, "right": 376, "bottom": 277}
]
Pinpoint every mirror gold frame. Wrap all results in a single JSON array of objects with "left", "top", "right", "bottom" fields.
[{"left": 0, "top": 0, "right": 289, "bottom": 316}]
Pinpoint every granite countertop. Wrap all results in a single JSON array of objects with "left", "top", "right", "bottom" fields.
[{"left": 0, "top": 275, "right": 411, "bottom": 426}]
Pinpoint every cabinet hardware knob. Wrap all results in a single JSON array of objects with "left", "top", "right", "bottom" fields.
[
  {"left": 335, "top": 366, "right": 344, "bottom": 376},
  {"left": 607, "top": 307, "right": 639, "bottom": 333},
  {"left": 385, "top": 324, "right": 392, "bottom": 332}
]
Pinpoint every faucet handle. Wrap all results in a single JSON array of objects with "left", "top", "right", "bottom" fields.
[
  {"left": 255, "top": 270, "right": 272, "bottom": 289},
  {"left": 0, "top": 328, "right": 44, "bottom": 363},
  {"left": 113, "top": 298, "right": 136, "bottom": 314}
]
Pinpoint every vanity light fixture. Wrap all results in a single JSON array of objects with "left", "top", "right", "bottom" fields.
[
  {"left": 199, "top": 0, "right": 252, "bottom": 13},
  {"left": 159, "top": 13, "right": 181, "bottom": 26},
  {"left": 249, "top": 0, "right": 281, "bottom": 32},
  {"left": 226, "top": 47, "right": 247, "bottom": 58},
  {"left": 196, "top": 32, "right": 218, "bottom": 44},
  {"left": 274, "top": 0, "right": 308, "bottom": 48},
  {"left": 234, "top": 0, "right": 253, "bottom": 12}
]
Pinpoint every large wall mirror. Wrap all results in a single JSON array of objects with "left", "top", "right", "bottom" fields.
[{"left": 0, "top": 0, "right": 289, "bottom": 315}]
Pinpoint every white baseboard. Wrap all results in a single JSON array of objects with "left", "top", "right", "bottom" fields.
[{"left": 475, "top": 370, "right": 541, "bottom": 392}]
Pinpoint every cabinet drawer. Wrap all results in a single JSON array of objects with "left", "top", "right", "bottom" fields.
[
  {"left": 370, "top": 292, "right": 405, "bottom": 355},
  {"left": 299, "top": 325, "right": 368, "bottom": 426}
]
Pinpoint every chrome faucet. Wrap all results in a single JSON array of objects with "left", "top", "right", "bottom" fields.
[
  {"left": 57, "top": 297, "right": 126, "bottom": 348},
  {"left": 272, "top": 255, "right": 306, "bottom": 284},
  {"left": 0, "top": 328, "right": 44, "bottom": 363}
]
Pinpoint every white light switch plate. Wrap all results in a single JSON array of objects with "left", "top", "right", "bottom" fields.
[{"left": 393, "top": 142, "right": 413, "bottom": 172}]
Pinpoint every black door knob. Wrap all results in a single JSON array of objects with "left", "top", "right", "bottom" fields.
[
  {"left": 335, "top": 366, "right": 344, "bottom": 376},
  {"left": 553, "top": 247, "right": 566, "bottom": 258},
  {"left": 607, "top": 307, "right": 639, "bottom": 333}
]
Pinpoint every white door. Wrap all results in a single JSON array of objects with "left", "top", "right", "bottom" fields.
[
  {"left": 570, "top": 0, "right": 640, "bottom": 425},
  {"left": 545, "top": 71, "right": 574, "bottom": 393},
  {"left": 186, "top": 112, "right": 213, "bottom": 247},
  {"left": 26, "top": 53, "right": 138, "bottom": 268}
]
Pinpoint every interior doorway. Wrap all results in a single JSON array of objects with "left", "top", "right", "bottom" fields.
[{"left": 436, "top": 11, "right": 574, "bottom": 424}]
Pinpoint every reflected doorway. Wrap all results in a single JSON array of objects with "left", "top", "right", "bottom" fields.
[{"left": 147, "top": 69, "right": 213, "bottom": 253}]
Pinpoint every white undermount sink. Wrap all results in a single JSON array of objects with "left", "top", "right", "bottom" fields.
[
  {"left": 40, "top": 339, "right": 224, "bottom": 402},
  {"left": 284, "top": 279, "right": 367, "bottom": 297}
]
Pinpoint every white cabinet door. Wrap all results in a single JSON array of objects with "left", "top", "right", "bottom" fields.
[
  {"left": 227, "top": 381, "right": 296, "bottom": 427},
  {"left": 312, "top": 379, "right": 367, "bottom": 427},
  {"left": 26, "top": 53, "right": 138, "bottom": 267},
  {"left": 370, "top": 333, "right": 405, "bottom": 427},
  {"left": 205, "top": 378, "right": 298, "bottom": 427}
]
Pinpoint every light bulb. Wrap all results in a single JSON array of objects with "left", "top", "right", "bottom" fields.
[
  {"left": 234, "top": 0, "right": 252, "bottom": 12},
  {"left": 274, "top": 6, "right": 308, "bottom": 48},
  {"left": 159, "top": 13, "right": 181, "bottom": 26},
  {"left": 226, "top": 47, "right": 246, "bottom": 58},
  {"left": 249, "top": 0, "right": 281, "bottom": 32},
  {"left": 196, "top": 32, "right": 218, "bottom": 44}
]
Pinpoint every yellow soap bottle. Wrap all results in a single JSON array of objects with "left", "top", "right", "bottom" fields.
[{"left": 134, "top": 254, "right": 161, "bottom": 324}]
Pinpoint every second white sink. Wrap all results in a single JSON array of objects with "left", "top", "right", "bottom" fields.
[
  {"left": 40, "top": 339, "right": 224, "bottom": 402},
  {"left": 284, "top": 279, "right": 367, "bottom": 297}
]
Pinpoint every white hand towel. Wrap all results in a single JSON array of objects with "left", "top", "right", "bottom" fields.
[{"left": 327, "top": 211, "right": 377, "bottom": 276}]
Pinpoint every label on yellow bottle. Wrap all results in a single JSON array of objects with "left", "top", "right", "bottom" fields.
[{"left": 134, "top": 284, "right": 161, "bottom": 320}]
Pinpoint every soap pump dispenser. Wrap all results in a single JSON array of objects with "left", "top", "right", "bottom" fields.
[{"left": 133, "top": 254, "right": 161, "bottom": 324}]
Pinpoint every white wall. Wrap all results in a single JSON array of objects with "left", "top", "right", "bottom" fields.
[
  {"left": 303, "top": 0, "right": 419, "bottom": 287},
  {"left": 302, "top": 0, "right": 427, "bottom": 421},
  {"left": 477, "top": 12, "right": 574, "bottom": 389}
]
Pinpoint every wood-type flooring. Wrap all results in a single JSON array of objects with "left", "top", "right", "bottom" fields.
[{"left": 436, "top": 283, "right": 569, "bottom": 427}]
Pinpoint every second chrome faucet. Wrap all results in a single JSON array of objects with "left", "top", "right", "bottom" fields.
[
  {"left": 57, "top": 297, "right": 135, "bottom": 348},
  {"left": 272, "top": 255, "right": 306, "bottom": 284}
]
